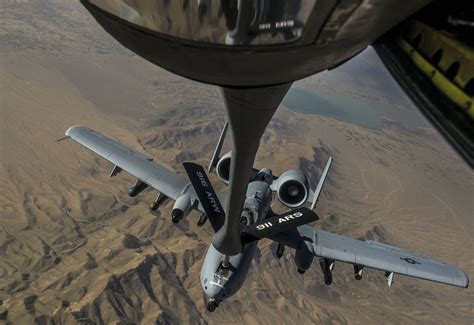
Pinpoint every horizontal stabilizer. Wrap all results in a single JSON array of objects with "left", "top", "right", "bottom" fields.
[
  {"left": 183, "top": 162, "right": 225, "bottom": 232},
  {"left": 242, "top": 207, "right": 318, "bottom": 244},
  {"left": 208, "top": 121, "right": 229, "bottom": 173},
  {"left": 310, "top": 157, "right": 332, "bottom": 210}
]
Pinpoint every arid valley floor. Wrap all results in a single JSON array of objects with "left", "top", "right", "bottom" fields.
[{"left": 1, "top": 1, "right": 473, "bottom": 324}]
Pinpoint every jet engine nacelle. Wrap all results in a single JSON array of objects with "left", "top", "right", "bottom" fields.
[
  {"left": 275, "top": 170, "right": 309, "bottom": 208},
  {"left": 171, "top": 193, "right": 193, "bottom": 223},
  {"left": 215, "top": 151, "right": 232, "bottom": 184}
]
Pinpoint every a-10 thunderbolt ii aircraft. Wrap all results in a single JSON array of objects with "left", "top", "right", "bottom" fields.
[{"left": 64, "top": 122, "right": 468, "bottom": 312}]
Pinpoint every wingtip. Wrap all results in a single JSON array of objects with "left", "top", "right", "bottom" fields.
[
  {"left": 65, "top": 125, "right": 88, "bottom": 137},
  {"left": 450, "top": 266, "right": 470, "bottom": 288},
  {"left": 460, "top": 270, "right": 469, "bottom": 288}
]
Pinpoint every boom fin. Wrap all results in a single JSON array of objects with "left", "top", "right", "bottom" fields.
[
  {"left": 241, "top": 207, "right": 319, "bottom": 244},
  {"left": 183, "top": 162, "right": 225, "bottom": 232}
]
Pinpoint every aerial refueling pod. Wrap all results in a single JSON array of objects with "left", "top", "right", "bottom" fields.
[
  {"left": 215, "top": 151, "right": 232, "bottom": 184},
  {"left": 275, "top": 170, "right": 309, "bottom": 208},
  {"left": 171, "top": 193, "right": 193, "bottom": 223},
  {"left": 128, "top": 180, "right": 149, "bottom": 197}
]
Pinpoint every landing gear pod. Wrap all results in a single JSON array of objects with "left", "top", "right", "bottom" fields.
[
  {"left": 171, "top": 193, "right": 193, "bottom": 223},
  {"left": 294, "top": 240, "right": 314, "bottom": 273}
]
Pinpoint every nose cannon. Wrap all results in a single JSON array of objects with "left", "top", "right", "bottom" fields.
[{"left": 206, "top": 298, "right": 220, "bottom": 313}]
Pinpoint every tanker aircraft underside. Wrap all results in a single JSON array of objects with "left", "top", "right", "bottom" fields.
[{"left": 63, "top": 122, "right": 468, "bottom": 312}]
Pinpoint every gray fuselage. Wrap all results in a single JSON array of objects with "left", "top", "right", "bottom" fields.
[{"left": 200, "top": 172, "right": 273, "bottom": 303}]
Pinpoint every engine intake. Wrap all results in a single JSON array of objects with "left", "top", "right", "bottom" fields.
[
  {"left": 276, "top": 170, "right": 309, "bottom": 208},
  {"left": 215, "top": 151, "right": 232, "bottom": 184}
]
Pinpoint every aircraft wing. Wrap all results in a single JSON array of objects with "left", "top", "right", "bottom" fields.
[
  {"left": 311, "top": 228, "right": 469, "bottom": 288},
  {"left": 271, "top": 225, "right": 468, "bottom": 288},
  {"left": 65, "top": 125, "right": 190, "bottom": 201}
]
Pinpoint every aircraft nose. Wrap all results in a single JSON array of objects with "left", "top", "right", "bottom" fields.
[{"left": 204, "top": 282, "right": 224, "bottom": 300}]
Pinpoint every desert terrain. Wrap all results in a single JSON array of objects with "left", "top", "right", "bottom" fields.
[{"left": 0, "top": 1, "right": 473, "bottom": 324}]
